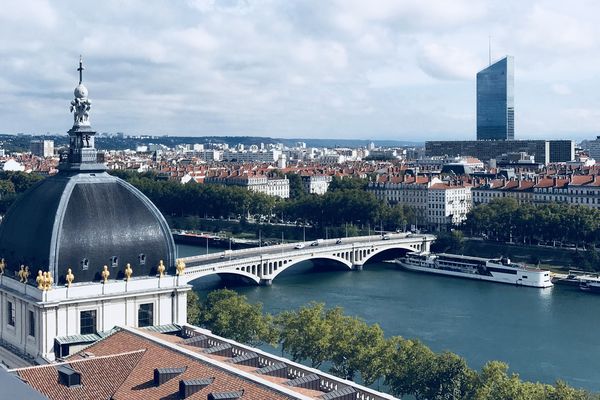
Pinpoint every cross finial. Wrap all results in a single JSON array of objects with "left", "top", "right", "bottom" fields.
[{"left": 77, "top": 55, "right": 85, "bottom": 84}]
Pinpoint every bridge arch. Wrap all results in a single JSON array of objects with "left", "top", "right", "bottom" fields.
[
  {"left": 358, "top": 244, "right": 417, "bottom": 266},
  {"left": 268, "top": 254, "right": 352, "bottom": 283}
]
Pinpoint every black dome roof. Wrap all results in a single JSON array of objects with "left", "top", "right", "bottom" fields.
[{"left": 0, "top": 171, "right": 176, "bottom": 284}]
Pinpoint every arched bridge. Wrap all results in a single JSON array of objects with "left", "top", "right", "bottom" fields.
[{"left": 179, "top": 233, "right": 435, "bottom": 286}]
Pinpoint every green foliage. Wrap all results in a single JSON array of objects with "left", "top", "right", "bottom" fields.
[
  {"left": 276, "top": 302, "right": 332, "bottom": 368},
  {"left": 0, "top": 171, "right": 44, "bottom": 193},
  {"left": 286, "top": 173, "right": 305, "bottom": 199},
  {"left": 198, "top": 289, "right": 276, "bottom": 346},
  {"left": 328, "top": 176, "right": 368, "bottom": 192},
  {"left": 432, "top": 230, "right": 465, "bottom": 253},
  {"left": 193, "top": 289, "right": 597, "bottom": 399},
  {"left": 186, "top": 290, "right": 202, "bottom": 326},
  {"left": 465, "top": 198, "right": 600, "bottom": 247},
  {"left": 326, "top": 307, "right": 386, "bottom": 381},
  {"left": 109, "top": 171, "right": 277, "bottom": 219}
]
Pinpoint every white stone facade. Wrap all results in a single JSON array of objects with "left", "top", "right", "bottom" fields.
[
  {"left": 0, "top": 275, "right": 189, "bottom": 365},
  {"left": 368, "top": 178, "right": 472, "bottom": 228},
  {"left": 427, "top": 184, "right": 472, "bottom": 226},
  {"left": 302, "top": 175, "right": 332, "bottom": 195},
  {"left": 206, "top": 175, "right": 290, "bottom": 198}
]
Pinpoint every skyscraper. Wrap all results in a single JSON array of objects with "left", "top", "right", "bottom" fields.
[{"left": 476, "top": 56, "right": 514, "bottom": 140}]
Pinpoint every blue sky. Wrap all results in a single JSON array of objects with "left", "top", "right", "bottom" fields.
[{"left": 1, "top": 0, "right": 599, "bottom": 141}]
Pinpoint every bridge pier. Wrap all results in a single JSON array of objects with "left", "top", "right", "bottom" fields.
[
  {"left": 259, "top": 279, "right": 273, "bottom": 286},
  {"left": 352, "top": 264, "right": 363, "bottom": 271}
]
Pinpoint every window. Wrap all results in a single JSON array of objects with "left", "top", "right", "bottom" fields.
[
  {"left": 28, "top": 310, "right": 35, "bottom": 337},
  {"left": 80, "top": 310, "right": 97, "bottom": 335},
  {"left": 7, "top": 301, "right": 15, "bottom": 327},
  {"left": 138, "top": 253, "right": 146, "bottom": 266},
  {"left": 138, "top": 303, "right": 154, "bottom": 328},
  {"left": 111, "top": 256, "right": 118, "bottom": 268},
  {"left": 81, "top": 258, "right": 89, "bottom": 271}
]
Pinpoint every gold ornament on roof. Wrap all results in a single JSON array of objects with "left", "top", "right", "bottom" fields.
[
  {"left": 0, "top": 258, "right": 5, "bottom": 276},
  {"left": 157, "top": 260, "right": 165, "bottom": 278},
  {"left": 19, "top": 265, "right": 30, "bottom": 283},
  {"left": 66, "top": 268, "right": 74, "bottom": 288},
  {"left": 124, "top": 263, "right": 133, "bottom": 281},
  {"left": 43, "top": 271, "right": 53, "bottom": 291},
  {"left": 176, "top": 259, "right": 185, "bottom": 276},
  {"left": 101, "top": 265, "right": 110, "bottom": 283},
  {"left": 36, "top": 270, "right": 44, "bottom": 289}
]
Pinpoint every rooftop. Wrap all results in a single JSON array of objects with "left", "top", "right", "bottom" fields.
[{"left": 12, "top": 325, "right": 398, "bottom": 400}]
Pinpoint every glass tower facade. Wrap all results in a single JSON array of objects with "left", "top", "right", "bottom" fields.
[{"left": 476, "top": 56, "right": 514, "bottom": 140}]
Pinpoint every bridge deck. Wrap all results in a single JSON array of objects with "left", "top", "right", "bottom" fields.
[{"left": 178, "top": 234, "right": 435, "bottom": 285}]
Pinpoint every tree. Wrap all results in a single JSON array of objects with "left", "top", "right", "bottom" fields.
[
  {"left": 384, "top": 338, "right": 436, "bottom": 399},
  {"left": 199, "top": 289, "right": 275, "bottom": 346},
  {"left": 548, "top": 380, "right": 597, "bottom": 400},
  {"left": 431, "top": 231, "right": 464, "bottom": 254},
  {"left": 186, "top": 290, "right": 201, "bottom": 326},
  {"left": 420, "top": 351, "right": 477, "bottom": 400},
  {"left": 0, "top": 180, "right": 15, "bottom": 199},
  {"left": 276, "top": 302, "right": 332, "bottom": 368},
  {"left": 473, "top": 361, "right": 549, "bottom": 400},
  {"left": 286, "top": 173, "right": 305, "bottom": 199},
  {"left": 326, "top": 308, "right": 386, "bottom": 382}
]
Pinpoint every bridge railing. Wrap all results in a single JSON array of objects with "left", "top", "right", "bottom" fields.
[{"left": 179, "top": 233, "right": 433, "bottom": 263}]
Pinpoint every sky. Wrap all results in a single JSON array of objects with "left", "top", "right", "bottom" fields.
[{"left": 1, "top": 0, "right": 599, "bottom": 141}]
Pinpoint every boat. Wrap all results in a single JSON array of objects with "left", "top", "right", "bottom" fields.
[
  {"left": 579, "top": 276, "right": 600, "bottom": 293},
  {"left": 395, "top": 252, "right": 553, "bottom": 288}
]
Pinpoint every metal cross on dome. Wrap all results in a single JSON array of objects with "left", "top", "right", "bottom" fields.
[{"left": 77, "top": 55, "right": 85, "bottom": 84}]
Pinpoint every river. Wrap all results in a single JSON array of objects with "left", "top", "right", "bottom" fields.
[{"left": 177, "top": 244, "right": 600, "bottom": 392}]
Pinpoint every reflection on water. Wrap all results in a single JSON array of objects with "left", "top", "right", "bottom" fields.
[{"left": 178, "top": 245, "right": 600, "bottom": 392}]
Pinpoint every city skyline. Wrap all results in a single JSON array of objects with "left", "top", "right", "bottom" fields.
[{"left": 1, "top": 0, "right": 600, "bottom": 141}]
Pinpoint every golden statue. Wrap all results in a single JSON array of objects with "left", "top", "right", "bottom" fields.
[
  {"left": 18, "top": 265, "right": 30, "bottom": 283},
  {"left": 36, "top": 270, "right": 44, "bottom": 290},
  {"left": 43, "top": 271, "right": 53, "bottom": 291},
  {"left": 0, "top": 258, "right": 5, "bottom": 276},
  {"left": 157, "top": 260, "right": 165, "bottom": 278},
  {"left": 101, "top": 265, "right": 110, "bottom": 283},
  {"left": 124, "top": 263, "right": 133, "bottom": 281},
  {"left": 176, "top": 259, "right": 185, "bottom": 276},
  {"left": 66, "top": 268, "right": 74, "bottom": 288}
]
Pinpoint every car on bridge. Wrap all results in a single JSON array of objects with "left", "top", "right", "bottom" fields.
[{"left": 294, "top": 243, "right": 305, "bottom": 249}]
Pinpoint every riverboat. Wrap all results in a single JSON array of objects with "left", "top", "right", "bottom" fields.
[
  {"left": 395, "top": 252, "right": 553, "bottom": 288},
  {"left": 579, "top": 276, "right": 600, "bottom": 293}
]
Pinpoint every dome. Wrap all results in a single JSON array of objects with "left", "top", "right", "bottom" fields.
[
  {"left": 0, "top": 171, "right": 176, "bottom": 284},
  {"left": 74, "top": 83, "right": 88, "bottom": 99}
]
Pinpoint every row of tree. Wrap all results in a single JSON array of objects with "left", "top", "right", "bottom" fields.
[
  {"left": 465, "top": 198, "right": 600, "bottom": 246},
  {"left": 0, "top": 171, "right": 45, "bottom": 214},
  {"left": 187, "top": 289, "right": 596, "bottom": 400},
  {"left": 111, "top": 171, "right": 416, "bottom": 233}
]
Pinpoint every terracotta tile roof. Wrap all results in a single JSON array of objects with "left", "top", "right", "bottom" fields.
[
  {"left": 14, "top": 350, "right": 145, "bottom": 400},
  {"left": 67, "top": 329, "right": 296, "bottom": 400},
  {"left": 569, "top": 175, "right": 594, "bottom": 186}
]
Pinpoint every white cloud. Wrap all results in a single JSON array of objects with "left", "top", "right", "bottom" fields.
[
  {"left": 417, "top": 43, "right": 482, "bottom": 80},
  {"left": 0, "top": 0, "right": 598, "bottom": 140},
  {"left": 551, "top": 83, "right": 572, "bottom": 96},
  {"left": 518, "top": 4, "right": 596, "bottom": 51}
]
